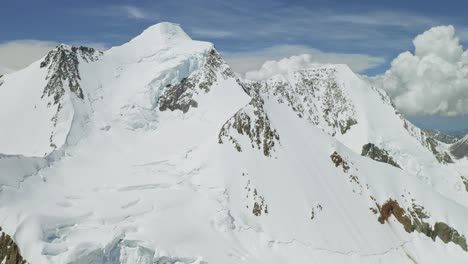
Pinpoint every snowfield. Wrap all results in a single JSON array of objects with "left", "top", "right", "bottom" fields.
[{"left": 1, "top": 22, "right": 468, "bottom": 263}]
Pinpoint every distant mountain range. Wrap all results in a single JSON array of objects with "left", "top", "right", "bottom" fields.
[{"left": 424, "top": 128, "right": 468, "bottom": 144}]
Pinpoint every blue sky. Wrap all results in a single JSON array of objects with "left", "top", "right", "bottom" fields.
[
  {"left": 1, "top": 0, "right": 468, "bottom": 131},
  {"left": 3, "top": 0, "right": 468, "bottom": 75}
]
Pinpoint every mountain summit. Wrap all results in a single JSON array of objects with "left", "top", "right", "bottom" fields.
[
  {"left": 129, "top": 22, "right": 192, "bottom": 44},
  {"left": 1, "top": 23, "right": 468, "bottom": 264}
]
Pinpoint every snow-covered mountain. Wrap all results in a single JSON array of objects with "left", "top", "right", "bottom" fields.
[{"left": 1, "top": 22, "right": 468, "bottom": 264}]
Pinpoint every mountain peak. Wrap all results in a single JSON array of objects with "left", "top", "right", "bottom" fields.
[
  {"left": 130, "top": 22, "right": 192, "bottom": 46},
  {"left": 109, "top": 22, "right": 211, "bottom": 60}
]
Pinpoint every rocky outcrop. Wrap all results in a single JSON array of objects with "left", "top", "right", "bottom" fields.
[
  {"left": 159, "top": 49, "right": 234, "bottom": 113},
  {"left": 40, "top": 44, "right": 101, "bottom": 105},
  {"left": 158, "top": 78, "right": 198, "bottom": 113},
  {"left": 218, "top": 92, "right": 280, "bottom": 157},
  {"left": 361, "top": 143, "right": 401, "bottom": 168},
  {"left": 242, "top": 67, "right": 358, "bottom": 137},
  {"left": 252, "top": 188, "right": 268, "bottom": 217},
  {"left": 425, "top": 138, "right": 454, "bottom": 163},
  {"left": 461, "top": 176, "right": 468, "bottom": 192},
  {"left": 310, "top": 204, "right": 323, "bottom": 220},
  {"left": 0, "top": 228, "right": 27, "bottom": 264},
  {"left": 330, "top": 151, "right": 350, "bottom": 173},
  {"left": 378, "top": 200, "right": 467, "bottom": 251}
]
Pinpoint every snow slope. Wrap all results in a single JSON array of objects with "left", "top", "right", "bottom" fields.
[{"left": 1, "top": 22, "right": 468, "bottom": 263}]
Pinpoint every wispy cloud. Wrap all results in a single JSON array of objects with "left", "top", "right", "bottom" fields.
[
  {"left": 84, "top": 5, "right": 157, "bottom": 21},
  {"left": 69, "top": 1, "right": 468, "bottom": 57},
  {"left": 146, "top": 2, "right": 464, "bottom": 54},
  {"left": 189, "top": 28, "right": 234, "bottom": 39},
  {"left": 325, "top": 11, "right": 437, "bottom": 28},
  {"left": 4, "top": 0, "right": 468, "bottom": 79},
  {"left": 121, "top": 6, "right": 149, "bottom": 19}
]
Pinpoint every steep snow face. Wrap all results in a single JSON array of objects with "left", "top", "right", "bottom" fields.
[{"left": 2, "top": 23, "right": 468, "bottom": 264}]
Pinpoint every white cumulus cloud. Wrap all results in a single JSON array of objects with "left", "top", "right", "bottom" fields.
[
  {"left": 245, "top": 54, "right": 321, "bottom": 80},
  {"left": 224, "top": 44, "right": 384, "bottom": 80},
  {"left": 372, "top": 25, "right": 468, "bottom": 116}
]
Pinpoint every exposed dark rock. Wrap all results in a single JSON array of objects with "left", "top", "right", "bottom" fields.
[
  {"left": 48, "top": 103, "right": 63, "bottom": 149},
  {"left": 349, "top": 175, "right": 360, "bottom": 185},
  {"left": 252, "top": 202, "right": 262, "bottom": 216},
  {"left": 378, "top": 199, "right": 413, "bottom": 232},
  {"left": 0, "top": 228, "right": 27, "bottom": 264},
  {"left": 330, "top": 151, "right": 350, "bottom": 173},
  {"left": 310, "top": 204, "right": 323, "bottom": 220},
  {"left": 339, "top": 118, "right": 358, "bottom": 134},
  {"left": 198, "top": 49, "right": 233, "bottom": 92},
  {"left": 426, "top": 138, "right": 454, "bottom": 164},
  {"left": 219, "top": 91, "right": 280, "bottom": 157},
  {"left": 461, "top": 176, "right": 468, "bottom": 192},
  {"left": 361, "top": 143, "right": 401, "bottom": 169},
  {"left": 71, "top": 46, "right": 102, "bottom": 62},
  {"left": 322, "top": 78, "right": 357, "bottom": 135},
  {"left": 251, "top": 188, "right": 268, "bottom": 216},
  {"left": 159, "top": 49, "right": 233, "bottom": 114},
  {"left": 377, "top": 199, "right": 467, "bottom": 251},
  {"left": 241, "top": 67, "right": 358, "bottom": 137},
  {"left": 40, "top": 44, "right": 101, "bottom": 105},
  {"left": 158, "top": 77, "right": 198, "bottom": 113},
  {"left": 432, "top": 222, "right": 467, "bottom": 251}
]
